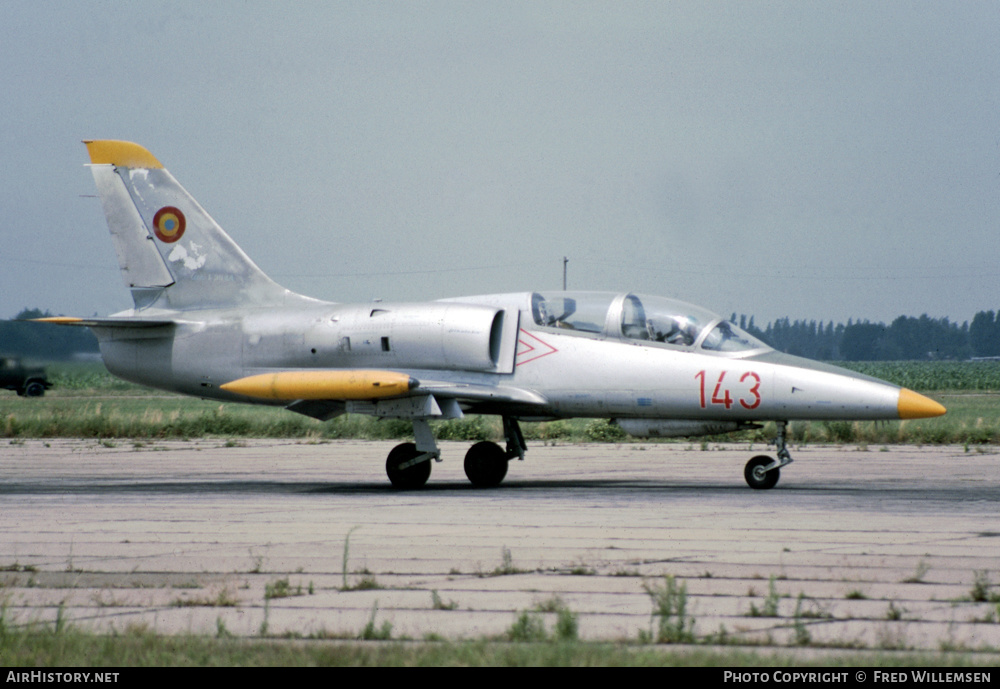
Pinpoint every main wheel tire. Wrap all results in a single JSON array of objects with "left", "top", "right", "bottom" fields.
[
  {"left": 386, "top": 442, "right": 431, "bottom": 489},
  {"left": 23, "top": 381, "right": 45, "bottom": 397},
  {"left": 744, "top": 455, "right": 780, "bottom": 490},
  {"left": 464, "top": 441, "right": 509, "bottom": 488}
]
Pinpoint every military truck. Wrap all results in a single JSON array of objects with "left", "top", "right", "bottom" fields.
[{"left": 0, "top": 357, "right": 51, "bottom": 397}]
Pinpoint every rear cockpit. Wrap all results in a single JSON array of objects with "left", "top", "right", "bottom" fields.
[{"left": 529, "top": 291, "right": 770, "bottom": 355}]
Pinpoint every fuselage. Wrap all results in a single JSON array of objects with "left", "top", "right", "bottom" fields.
[{"left": 93, "top": 290, "right": 938, "bottom": 425}]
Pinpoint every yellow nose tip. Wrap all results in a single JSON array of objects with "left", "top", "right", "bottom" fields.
[{"left": 897, "top": 388, "right": 947, "bottom": 419}]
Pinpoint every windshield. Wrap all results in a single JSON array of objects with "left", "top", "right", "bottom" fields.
[
  {"left": 620, "top": 294, "right": 769, "bottom": 353},
  {"left": 700, "top": 320, "right": 767, "bottom": 352}
]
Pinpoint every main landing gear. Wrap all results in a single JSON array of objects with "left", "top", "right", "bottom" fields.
[
  {"left": 744, "top": 420, "right": 793, "bottom": 490},
  {"left": 385, "top": 416, "right": 528, "bottom": 489}
]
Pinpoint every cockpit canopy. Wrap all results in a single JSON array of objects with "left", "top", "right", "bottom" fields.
[{"left": 529, "top": 292, "right": 769, "bottom": 354}]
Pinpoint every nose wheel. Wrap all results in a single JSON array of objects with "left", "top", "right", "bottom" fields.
[
  {"left": 743, "top": 421, "right": 792, "bottom": 490},
  {"left": 744, "top": 455, "right": 780, "bottom": 490}
]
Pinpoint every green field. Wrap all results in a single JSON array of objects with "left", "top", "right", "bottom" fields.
[
  {"left": 0, "top": 361, "right": 996, "bottom": 445},
  {"left": 2, "top": 628, "right": 995, "bottom": 667}
]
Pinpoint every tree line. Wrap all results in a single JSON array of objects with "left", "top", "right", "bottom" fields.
[
  {"left": 734, "top": 312, "right": 998, "bottom": 361},
  {"left": 0, "top": 309, "right": 99, "bottom": 360}
]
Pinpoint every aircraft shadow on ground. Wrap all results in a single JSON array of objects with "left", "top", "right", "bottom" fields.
[{"left": 3, "top": 478, "right": 986, "bottom": 503}]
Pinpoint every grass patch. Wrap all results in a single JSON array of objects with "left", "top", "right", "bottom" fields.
[
  {"left": 171, "top": 588, "right": 238, "bottom": 608},
  {"left": 970, "top": 571, "right": 999, "bottom": 603},
  {"left": 360, "top": 602, "right": 392, "bottom": 641},
  {"left": 748, "top": 576, "right": 781, "bottom": 618},
  {"left": 484, "top": 547, "right": 530, "bottom": 577},
  {"left": 431, "top": 591, "right": 458, "bottom": 611},
  {"left": 641, "top": 575, "right": 695, "bottom": 644},
  {"left": 1, "top": 625, "right": 998, "bottom": 665},
  {"left": 264, "top": 578, "right": 307, "bottom": 600}
]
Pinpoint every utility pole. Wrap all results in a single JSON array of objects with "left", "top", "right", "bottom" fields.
[{"left": 562, "top": 256, "right": 568, "bottom": 291}]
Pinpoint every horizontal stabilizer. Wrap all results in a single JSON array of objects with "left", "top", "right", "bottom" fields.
[
  {"left": 33, "top": 316, "right": 176, "bottom": 329},
  {"left": 221, "top": 370, "right": 418, "bottom": 401}
]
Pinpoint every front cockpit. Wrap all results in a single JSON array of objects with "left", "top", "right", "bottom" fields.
[{"left": 529, "top": 291, "right": 770, "bottom": 355}]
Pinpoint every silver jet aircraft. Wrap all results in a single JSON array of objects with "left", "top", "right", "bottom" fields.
[{"left": 43, "top": 140, "right": 947, "bottom": 490}]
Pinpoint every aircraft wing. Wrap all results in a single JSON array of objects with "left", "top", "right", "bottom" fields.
[{"left": 413, "top": 379, "right": 548, "bottom": 407}]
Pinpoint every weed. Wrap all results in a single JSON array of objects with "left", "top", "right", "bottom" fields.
[
  {"left": 249, "top": 549, "right": 264, "bottom": 574},
  {"left": 704, "top": 624, "right": 731, "bottom": 645},
  {"left": 343, "top": 574, "right": 380, "bottom": 591},
  {"left": 791, "top": 594, "right": 811, "bottom": 646},
  {"left": 215, "top": 616, "right": 231, "bottom": 638},
  {"left": 533, "top": 596, "right": 565, "bottom": 613},
  {"left": 972, "top": 605, "right": 998, "bottom": 624},
  {"left": 360, "top": 602, "right": 392, "bottom": 640},
  {"left": 643, "top": 575, "right": 695, "bottom": 644},
  {"left": 488, "top": 546, "right": 528, "bottom": 576},
  {"left": 0, "top": 563, "right": 38, "bottom": 573},
  {"left": 845, "top": 589, "right": 867, "bottom": 600},
  {"left": 54, "top": 601, "right": 67, "bottom": 635},
  {"left": 0, "top": 597, "right": 11, "bottom": 637},
  {"left": 431, "top": 590, "right": 458, "bottom": 611},
  {"left": 506, "top": 611, "right": 547, "bottom": 642},
  {"left": 902, "top": 559, "right": 930, "bottom": 584},
  {"left": 554, "top": 606, "right": 579, "bottom": 641},
  {"left": 886, "top": 601, "right": 905, "bottom": 621},
  {"left": 749, "top": 576, "right": 781, "bottom": 617},
  {"left": 875, "top": 625, "right": 910, "bottom": 650},
  {"left": 970, "top": 570, "right": 995, "bottom": 603},
  {"left": 265, "top": 577, "right": 303, "bottom": 600},
  {"left": 341, "top": 526, "right": 360, "bottom": 590},
  {"left": 172, "top": 587, "right": 238, "bottom": 608}
]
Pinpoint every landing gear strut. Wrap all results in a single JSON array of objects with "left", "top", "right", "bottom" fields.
[
  {"left": 385, "top": 419, "right": 440, "bottom": 489},
  {"left": 744, "top": 421, "right": 793, "bottom": 490},
  {"left": 384, "top": 416, "right": 529, "bottom": 489}
]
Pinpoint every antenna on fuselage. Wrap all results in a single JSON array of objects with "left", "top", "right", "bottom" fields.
[{"left": 563, "top": 256, "right": 568, "bottom": 291}]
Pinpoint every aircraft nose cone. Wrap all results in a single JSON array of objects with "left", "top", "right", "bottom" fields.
[{"left": 897, "top": 388, "right": 946, "bottom": 419}]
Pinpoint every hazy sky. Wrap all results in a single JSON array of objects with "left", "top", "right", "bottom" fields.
[{"left": 3, "top": 1, "right": 998, "bottom": 326}]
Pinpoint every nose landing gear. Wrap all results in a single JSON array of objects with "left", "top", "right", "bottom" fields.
[{"left": 744, "top": 421, "right": 793, "bottom": 490}]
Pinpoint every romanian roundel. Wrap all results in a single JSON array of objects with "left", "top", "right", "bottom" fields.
[{"left": 152, "top": 206, "right": 186, "bottom": 243}]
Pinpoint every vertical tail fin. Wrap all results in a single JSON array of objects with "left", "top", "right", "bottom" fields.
[{"left": 84, "top": 140, "right": 294, "bottom": 311}]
